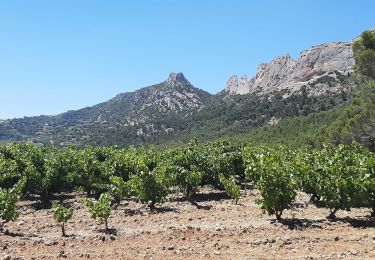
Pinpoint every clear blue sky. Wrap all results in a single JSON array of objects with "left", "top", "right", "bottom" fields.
[{"left": 0, "top": 0, "right": 374, "bottom": 119}]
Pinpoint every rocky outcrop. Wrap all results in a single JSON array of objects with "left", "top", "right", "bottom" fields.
[
  {"left": 166, "top": 72, "right": 191, "bottom": 87},
  {"left": 225, "top": 42, "right": 355, "bottom": 96}
]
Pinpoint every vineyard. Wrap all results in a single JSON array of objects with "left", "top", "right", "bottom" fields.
[
  {"left": 1, "top": 141, "right": 375, "bottom": 226},
  {"left": 1, "top": 141, "right": 375, "bottom": 258}
]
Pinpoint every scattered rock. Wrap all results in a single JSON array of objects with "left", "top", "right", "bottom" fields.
[
  {"left": 283, "top": 240, "right": 292, "bottom": 245},
  {"left": 44, "top": 240, "right": 58, "bottom": 246},
  {"left": 57, "top": 250, "right": 67, "bottom": 258}
]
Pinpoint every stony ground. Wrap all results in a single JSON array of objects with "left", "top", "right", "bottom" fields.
[{"left": 1, "top": 187, "right": 375, "bottom": 260}]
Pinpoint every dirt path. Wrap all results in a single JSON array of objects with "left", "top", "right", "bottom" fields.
[{"left": 1, "top": 188, "right": 375, "bottom": 259}]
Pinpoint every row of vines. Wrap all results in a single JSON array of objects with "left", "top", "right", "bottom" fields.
[{"left": 1, "top": 141, "right": 375, "bottom": 235}]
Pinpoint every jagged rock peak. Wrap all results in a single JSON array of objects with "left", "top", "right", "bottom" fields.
[
  {"left": 225, "top": 75, "right": 238, "bottom": 94},
  {"left": 166, "top": 72, "right": 191, "bottom": 86},
  {"left": 225, "top": 75, "right": 253, "bottom": 95},
  {"left": 225, "top": 40, "right": 355, "bottom": 96}
]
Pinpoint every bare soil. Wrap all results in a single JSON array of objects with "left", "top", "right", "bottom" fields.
[{"left": 1, "top": 187, "right": 375, "bottom": 259}]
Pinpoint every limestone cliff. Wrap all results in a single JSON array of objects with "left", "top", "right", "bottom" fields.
[{"left": 225, "top": 42, "right": 355, "bottom": 96}]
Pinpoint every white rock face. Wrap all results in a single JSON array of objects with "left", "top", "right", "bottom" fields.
[
  {"left": 166, "top": 72, "right": 191, "bottom": 87},
  {"left": 226, "top": 75, "right": 239, "bottom": 94},
  {"left": 225, "top": 42, "right": 355, "bottom": 96}
]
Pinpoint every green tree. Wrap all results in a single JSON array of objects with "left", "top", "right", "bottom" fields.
[
  {"left": 127, "top": 172, "right": 167, "bottom": 210},
  {"left": 83, "top": 193, "right": 112, "bottom": 232},
  {"left": 244, "top": 146, "right": 297, "bottom": 220},
  {"left": 353, "top": 30, "right": 375, "bottom": 80},
  {"left": 0, "top": 178, "right": 25, "bottom": 229},
  {"left": 219, "top": 174, "right": 240, "bottom": 204},
  {"left": 313, "top": 144, "right": 368, "bottom": 218},
  {"left": 52, "top": 202, "right": 74, "bottom": 236}
]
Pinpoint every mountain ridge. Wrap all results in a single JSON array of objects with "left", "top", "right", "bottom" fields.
[
  {"left": 225, "top": 41, "right": 354, "bottom": 96},
  {"left": 0, "top": 72, "right": 212, "bottom": 146},
  {"left": 2, "top": 29, "right": 370, "bottom": 147}
]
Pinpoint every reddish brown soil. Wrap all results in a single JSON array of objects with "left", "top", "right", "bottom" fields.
[{"left": 1, "top": 188, "right": 375, "bottom": 259}]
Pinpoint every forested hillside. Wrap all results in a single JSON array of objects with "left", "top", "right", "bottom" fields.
[
  {"left": 236, "top": 29, "right": 375, "bottom": 151},
  {"left": 0, "top": 30, "right": 366, "bottom": 148}
]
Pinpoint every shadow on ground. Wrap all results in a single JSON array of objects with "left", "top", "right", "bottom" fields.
[{"left": 274, "top": 216, "right": 375, "bottom": 230}]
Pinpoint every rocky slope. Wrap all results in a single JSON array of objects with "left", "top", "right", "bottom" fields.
[
  {"left": 0, "top": 73, "right": 211, "bottom": 146},
  {"left": 2, "top": 29, "right": 369, "bottom": 147},
  {"left": 2, "top": 188, "right": 375, "bottom": 259},
  {"left": 225, "top": 42, "right": 355, "bottom": 96}
]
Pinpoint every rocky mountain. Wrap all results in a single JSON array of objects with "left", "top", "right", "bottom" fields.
[
  {"left": 0, "top": 73, "right": 212, "bottom": 146},
  {"left": 2, "top": 29, "right": 369, "bottom": 148},
  {"left": 225, "top": 42, "right": 355, "bottom": 96}
]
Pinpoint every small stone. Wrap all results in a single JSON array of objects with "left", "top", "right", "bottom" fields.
[
  {"left": 252, "top": 240, "right": 262, "bottom": 246},
  {"left": 188, "top": 217, "right": 193, "bottom": 221},
  {"left": 17, "top": 221, "right": 25, "bottom": 226},
  {"left": 283, "top": 240, "right": 292, "bottom": 245},
  {"left": 101, "top": 236, "right": 105, "bottom": 242},
  {"left": 167, "top": 246, "right": 175, "bottom": 250},
  {"left": 334, "top": 236, "right": 339, "bottom": 241},
  {"left": 57, "top": 250, "right": 67, "bottom": 258},
  {"left": 110, "top": 236, "right": 116, "bottom": 241},
  {"left": 268, "top": 238, "right": 276, "bottom": 244},
  {"left": 44, "top": 240, "right": 58, "bottom": 246}
]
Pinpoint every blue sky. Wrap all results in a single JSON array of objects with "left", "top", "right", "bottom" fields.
[{"left": 0, "top": 0, "right": 374, "bottom": 119}]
